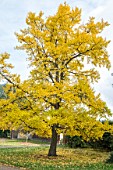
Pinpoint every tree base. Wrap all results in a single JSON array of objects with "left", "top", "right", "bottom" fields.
[
  {"left": 48, "top": 153, "right": 58, "bottom": 156},
  {"left": 48, "top": 148, "right": 58, "bottom": 156}
]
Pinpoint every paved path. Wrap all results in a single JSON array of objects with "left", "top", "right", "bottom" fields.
[{"left": 0, "top": 164, "right": 26, "bottom": 170}]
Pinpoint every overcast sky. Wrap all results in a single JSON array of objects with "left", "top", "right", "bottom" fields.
[{"left": 0, "top": 0, "right": 113, "bottom": 112}]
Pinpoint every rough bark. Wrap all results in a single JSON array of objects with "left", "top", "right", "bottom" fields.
[{"left": 48, "top": 124, "right": 58, "bottom": 156}]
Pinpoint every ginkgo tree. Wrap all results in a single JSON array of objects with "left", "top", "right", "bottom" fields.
[{"left": 0, "top": 3, "right": 112, "bottom": 156}]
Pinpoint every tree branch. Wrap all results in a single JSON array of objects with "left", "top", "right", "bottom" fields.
[{"left": 65, "top": 53, "right": 81, "bottom": 66}]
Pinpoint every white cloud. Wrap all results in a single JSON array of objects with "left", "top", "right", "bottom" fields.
[{"left": 86, "top": 0, "right": 113, "bottom": 112}]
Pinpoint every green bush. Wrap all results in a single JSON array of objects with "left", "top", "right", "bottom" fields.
[
  {"left": 0, "top": 130, "right": 10, "bottom": 138},
  {"left": 101, "top": 132, "right": 113, "bottom": 150},
  {"left": 67, "top": 132, "right": 113, "bottom": 150},
  {"left": 106, "top": 151, "right": 113, "bottom": 163},
  {"left": 90, "top": 132, "right": 113, "bottom": 151},
  {"left": 67, "top": 136, "right": 88, "bottom": 148}
]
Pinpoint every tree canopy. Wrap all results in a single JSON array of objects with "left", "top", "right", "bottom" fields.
[{"left": 0, "top": 3, "right": 112, "bottom": 156}]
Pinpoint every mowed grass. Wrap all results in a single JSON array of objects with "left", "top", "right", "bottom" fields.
[{"left": 0, "top": 139, "right": 113, "bottom": 169}]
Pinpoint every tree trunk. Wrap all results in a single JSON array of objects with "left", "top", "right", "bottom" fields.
[{"left": 48, "top": 124, "right": 58, "bottom": 156}]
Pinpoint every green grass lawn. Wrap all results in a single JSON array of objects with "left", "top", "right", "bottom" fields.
[{"left": 0, "top": 139, "right": 113, "bottom": 170}]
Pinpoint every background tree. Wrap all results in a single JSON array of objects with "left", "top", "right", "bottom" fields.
[{"left": 0, "top": 3, "right": 112, "bottom": 156}]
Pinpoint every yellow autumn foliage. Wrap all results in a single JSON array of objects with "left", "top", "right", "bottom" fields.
[{"left": 0, "top": 3, "right": 112, "bottom": 142}]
